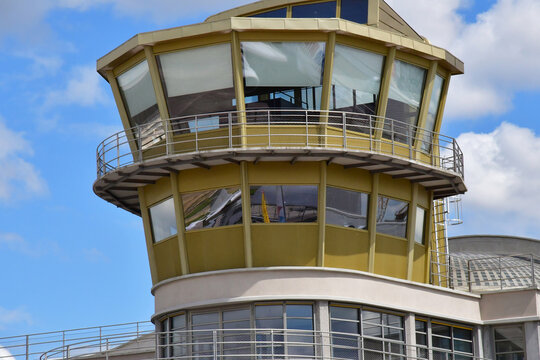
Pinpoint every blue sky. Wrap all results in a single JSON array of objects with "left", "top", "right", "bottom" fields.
[{"left": 1, "top": 0, "right": 539, "bottom": 339}]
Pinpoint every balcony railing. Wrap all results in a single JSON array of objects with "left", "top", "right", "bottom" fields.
[
  {"left": 96, "top": 110, "right": 464, "bottom": 180},
  {"left": 6, "top": 328, "right": 488, "bottom": 360}
]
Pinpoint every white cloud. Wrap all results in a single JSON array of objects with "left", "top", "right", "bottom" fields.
[
  {"left": 0, "top": 306, "right": 32, "bottom": 330},
  {"left": 0, "top": 117, "right": 48, "bottom": 202},
  {"left": 0, "top": 346, "right": 16, "bottom": 360},
  {"left": 0, "top": 233, "right": 60, "bottom": 258},
  {"left": 455, "top": 122, "right": 540, "bottom": 235},
  {"left": 386, "top": 0, "right": 540, "bottom": 120},
  {"left": 45, "top": 65, "right": 108, "bottom": 107}
]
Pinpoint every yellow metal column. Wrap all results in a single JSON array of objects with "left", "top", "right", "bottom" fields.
[
  {"left": 368, "top": 173, "right": 380, "bottom": 273},
  {"left": 374, "top": 47, "right": 396, "bottom": 150},
  {"left": 319, "top": 32, "right": 336, "bottom": 147},
  {"left": 138, "top": 188, "right": 158, "bottom": 284},
  {"left": 432, "top": 77, "right": 451, "bottom": 167},
  {"left": 144, "top": 45, "right": 173, "bottom": 155},
  {"left": 170, "top": 172, "right": 189, "bottom": 275},
  {"left": 231, "top": 31, "right": 247, "bottom": 148},
  {"left": 415, "top": 61, "right": 438, "bottom": 158},
  {"left": 317, "top": 162, "right": 327, "bottom": 267},
  {"left": 240, "top": 162, "right": 253, "bottom": 267},
  {"left": 424, "top": 192, "right": 434, "bottom": 284},
  {"left": 407, "top": 183, "right": 419, "bottom": 280},
  {"left": 106, "top": 70, "right": 139, "bottom": 157}
]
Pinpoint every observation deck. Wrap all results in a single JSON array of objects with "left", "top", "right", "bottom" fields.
[{"left": 94, "top": 109, "right": 465, "bottom": 215}]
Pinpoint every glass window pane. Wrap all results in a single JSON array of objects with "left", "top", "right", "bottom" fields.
[
  {"left": 157, "top": 43, "right": 235, "bottom": 126},
  {"left": 326, "top": 187, "right": 369, "bottom": 229},
  {"left": 453, "top": 327, "right": 472, "bottom": 340},
  {"left": 421, "top": 75, "right": 444, "bottom": 152},
  {"left": 376, "top": 196, "right": 408, "bottom": 238},
  {"left": 362, "top": 310, "right": 382, "bottom": 324},
  {"left": 332, "top": 320, "right": 359, "bottom": 334},
  {"left": 149, "top": 198, "right": 177, "bottom": 242},
  {"left": 252, "top": 8, "right": 287, "bottom": 17},
  {"left": 331, "top": 306, "right": 358, "bottom": 321},
  {"left": 331, "top": 44, "right": 384, "bottom": 115},
  {"left": 287, "top": 318, "right": 313, "bottom": 330},
  {"left": 292, "top": 1, "right": 337, "bottom": 18},
  {"left": 431, "top": 323, "right": 451, "bottom": 337},
  {"left": 432, "top": 336, "right": 451, "bottom": 350},
  {"left": 415, "top": 320, "right": 427, "bottom": 332},
  {"left": 286, "top": 304, "right": 313, "bottom": 318},
  {"left": 340, "top": 0, "right": 368, "bottom": 23},
  {"left": 171, "top": 314, "right": 186, "bottom": 330},
  {"left": 256, "top": 318, "right": 283, "bottom": 329},
  {"left": 192, "top": 312, "right": 219, "bottom": 326},
  {"left": 250, "top": 185, "right": 318, "bottom": 223},
  {"left": 454, "top": 339, "right": 473, "bottom": 353},
  {"left": 256, "top": 305, "right": 283, "bottom": 318},
  {"left": 385, "top": 60, "right": 426, "bottom": 143},
  {"left": 182, "top": 187, "right": 242, "bottom": 230},
  {"left": 415, "top": 206, "right": 426, "bottom": 244},
  {"left": 117, "top": 60, "right": 160, "bottom": 128},
  {"left": 223, "top": 308, "right": 250, "bottom": 322},
  {"left": 242, "top": 42, "right": 325, "bottom": 111}
]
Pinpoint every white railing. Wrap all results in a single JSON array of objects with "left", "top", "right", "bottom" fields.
[
  {"left": 20, "top": 328, "right": 489, "bottom": 360},
  {"left": 96, "top": 110, "right": 464, "bottom": 180}
]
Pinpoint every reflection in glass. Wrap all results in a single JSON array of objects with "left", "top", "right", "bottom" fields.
[
  {"left": 331, "top": 44, "right": 384, "bottom": 115},
  {"left": 286, "top": 304, "right": 314, "bottom": 357},
  {"left": 182, "top": 187, "right": 242, "bottom": 230},
  {"left": 421, "top": 75, "right": 445, "bottom": 152},
  {"left": 157, "top": 43, "right": 235, "bottom": 132},
  {"left": 341, "top": 0, "right": 369, "bottom": 24},
  {"left": 191, "top": 312, "right": 219, "bottom": 360},
  {"left": 117, "top": 60, "right": 160, "bottom": 128},
  {"left": 415, "top": 207, "right": 426, "bottom": 244},
  {"left": 495, "top": 326, "right": 525, "bottom": 360},
  {"left": 242, "top": 42, "right": 325, "bottom": 114},
  {"left": 385, "top": 60, "right": 426, "bottom": 143},
  {"left": 326, "top": 186, "right": 369, "bottom": 229},
  {"left": 250, "top": 185, "right": 318, "bottom": 223},
  {"left": 252, "top": 8, "right": 287, "bottom": 17},
  {"left": 292, "top": 1, "right": 336, "bottom": 18},
  {"left": 149, "top": 198, "right": 177, "bottom": 242},
  {"left": 376, "top": 196, "right": 408, "bottom": 238}
]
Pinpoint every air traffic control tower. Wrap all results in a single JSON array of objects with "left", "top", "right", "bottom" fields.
[{"left": 93, "top": 0, "right": 485, "bottom": 358}]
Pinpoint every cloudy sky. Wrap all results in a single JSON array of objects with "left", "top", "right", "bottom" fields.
[{"left": 0, "top": 0, "right": 539, "bottom": 339}]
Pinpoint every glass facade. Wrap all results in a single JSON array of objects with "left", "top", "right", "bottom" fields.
[
  {"left": 250, "top": 185, "right": 318, "bottom": 223},
  {"left": 291, "top": 1, "right": 337, "bottom": 18},
  {"left": 494, "top": 326, "right": 525, "bottom": 360},
  {"left": 242, "top": 42, "right": 325, "bottom": 112},
  {"left": 385, "top": 60, "right": 427, "bottom": 143},
  {"left": 252, "top": 7, "right": 287, "bottom": 18},
  {"left": 326, "top": 186, "right": 369, "bottom": 229},
  {"left": 431, "top": 322, "right": 473, "bottom": 359},
  {"left": 421, "top": 75, "right": 445, "bottom": 152},
  {"left": 182, "top": 187, "right": 242, "bottom": 230},
  {"left": 415, "top": 206, "right": 426, "bottom": 245},
  {"left": 376, "top": 196, "right": 408, "bottom": 238},
  {"left": 148, "top": 197, "right": 177, "bottom": 242},
  {"left": 341, "top": 0, "right": 369, "bottom": 24},
  {"left": 157, "top": 43, "right": 235, "bottom": 132}
]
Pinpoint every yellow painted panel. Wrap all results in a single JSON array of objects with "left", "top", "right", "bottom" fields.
[
  {"left": 374, "top": 234, "right": 408, "bottom": 279},
  {"left": 142, "top": 141, "right": 168, "bottom": 161},
  {"left": 327, "top": 164, "right": 371, "bottom": 193},
  {"left": 379, "top": 140, "right": 415, "bottom": 162},
  {"left": 243, "top": 124, "right": 323, "bottom": 147},
  {"left": 186, "top": 226, "right": 245, "bottom": 273},
  {"left": 412, "top": 243, "right": 426, "bottom": 283},
  {"left": 153, "top": 236, "right": 182, "bottom": 282},
  {"left": 249, "top": 162, "right": 319, "bottom": 184},
  {"left": 145, "top": 177, "right": 172, "bottom": 206},
  {"left": 178, "top": 164, "right": 241, "bottom": 193},
  {"left": 172, "top": 127, "right": 242, "bottom": 154},
  {"left": 113, "top": 51, "right": 146, "bottom": 77},
  {"left": 154, "top": 35, "right": 231, "bottom": 54},
  {"left": 335, "top": 35, "right": 388, "bottom": 55},
  {"left": 417, "top": 186, "right": 429, "bottom": 208},
  {"left": 239, "top": 31, "right": 328, "bottom": 42},
  {"left": 325, "top": 226, "right": 369, "bottom": 271},
  {"left": 378, "top": 174, "right": 411, "bottom": 201},
  {"left": 396, "top": 51, "right": 430, "bottom": 69},
  {"left": 252, "top": 224, "right": 318, "bottom": 266}
]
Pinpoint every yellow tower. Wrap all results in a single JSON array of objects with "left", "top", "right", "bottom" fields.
[{"left": 94, "top": 0, "right": 473, "bottom": 358}]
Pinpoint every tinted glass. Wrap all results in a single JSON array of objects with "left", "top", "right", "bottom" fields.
[
  {"left": 292, "top": 1, "right": 337, "bottom": 18},
  {"left": 149, "top": 198, "right": 177, "bottom": 242},
  {"left": 331, "top": 306, "right": 358, "bottom": 320},
  {"left": 256, "top": 305, "right": 282, "bottom": 318},
  {"left": 341, "top": 0, "right": 368, "bottom": 23},
  {"left": 415, "top": 206, "right": 426, "bottom": 244},
  {"left": 326, "top": 187, "right": 369, "bottom": 229},
  {"left": 182, "top": 187, "right": 242, "bottom": 230},
  {"left": 376, "top": 196, "right": 408, "bottom": 238},
  {"left": 252, "top": 8, "right": 287, "bottom": 17},
  {"left": 157, "top": 44, "right": 235, "bottom": 132},
  {"left": 242, "top": 42, "right": 325, "bottom": 111},
  {"left": 385, "top": 60, "right": 426, "bottom": 143},
  {"left": 251, "top": 185, "right": 318, "bottom": 223},
  {"left": 286, "top": 305, "right": 312, "bottom": 318},
  {"left": 421, "top": 75, "right": 444, "bottom": 152}
]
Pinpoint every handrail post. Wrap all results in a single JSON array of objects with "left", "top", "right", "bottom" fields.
[
  {"left": 138, "top": 126, "right": 143, "bottom": 162},
  {"left": 271, "top": 329, "right": 274, "bottom": 360},
  {"left": 306, "top": 110, "right": 309, "bottom": 146},
  {"left": 342, "top": 112, "right": 347, "bottom": 149},
  {"left": 116, "top": 134, "right": 120, "bottom": 169},
  {"left": 228, "top": 112, "right": 233, "bottom": 149},
  {"left": 499, "top": 257, "right": 503, "bottom": 290},
  {"left": 105, "top": 339, "right": 109, "bottom": 360},
  {"left": 268, "top": 111, "right": 271, "bottom": 147},
  {"left": 25, "top": 335, "right": 29, "bottom": 360},
  {"left": 391, "top": 118, "right": 395, "bottom": 155},
  {"left": 66, "top": 345, "right": 70, "bottom": 360},
  {"left": 213, "top": 330, "right": 218, "bottom": 360},
  {"left": 467, "top": 260, "right": 472, "bottom": 292},
  {"left": 195, "top": 116, "right": 199, "bottom": 152},
  {"left": 453, "top": 139, "right": 457, "bottom": 173},
  {"left": 531, "top": 254, "right": 536, "bottom": 288},
  {"left": 62, "top": 331, "right": 66, "bottom": 360},
  {"left": 100, "top": 327, "right": 102, "bottom": 352},
  {"left": 409, "top": 123, "right": 413, "bottom": 159}
]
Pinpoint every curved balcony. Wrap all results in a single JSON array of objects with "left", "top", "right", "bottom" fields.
[
  {"left": 38, "top": 328, "right": 487, "bottom": 360},
  {"left": 94, "top": 110, "right": 466, "bottom": 214}
]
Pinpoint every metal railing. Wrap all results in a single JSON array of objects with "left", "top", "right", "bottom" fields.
[
  {"left": 14, "top": 328, "right": 489, "bottom": 360},
  {"left": 96, "top": 110, "right": 464, "bottom": 179},
  {"left": 0, "top": 321, "right": 153, "bottom": 360}
]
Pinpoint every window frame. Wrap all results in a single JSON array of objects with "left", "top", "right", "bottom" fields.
[{"left": 148, "top": 196, "right": 178, "bottom": 243}]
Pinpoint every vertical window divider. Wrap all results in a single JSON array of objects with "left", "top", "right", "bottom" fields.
[
  {"left": 407, "top": 183, "right": 419, "bottom": 280},
  {"left": 170, "top": 172, "right": 189, "bottom": 275},
  {"left": 231, "top": 31, "right": 247, "bottom": 148},
  {"left": 318, "top": 162, "right": 327, "bottom": 267},
  {"left": 320, "top": 32, "right": 337, "bottom": 148},
  {"left": 425, "top": 192, "right": 434, "bottom": 284},
  {"left": 241, "top": 162, "right": 253, "bottom": 267},
  {"left": 137, "top": 188, "right": 158, "bottom": 284},
  {"left": 368, "top": 173, "right": 379, "bottom": 273},
  {"left": 374, "top": 47, "right": 396, "bottom": 151},
  {"left": 414, "top": 61, "right": 438, "bottom": 158},
  {"left": 336, "top": 0, "right": 342, "bottom": 17},
  {"left": 432, "top": 76, "right": 451, "bottom": 168},
  {"left": 143, "top": 45, "right": 172, "bottom": 154}
]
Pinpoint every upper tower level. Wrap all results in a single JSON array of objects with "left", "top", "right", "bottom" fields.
[{"left": 95, "top": 0, "right": 465, "bottom": 286}]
